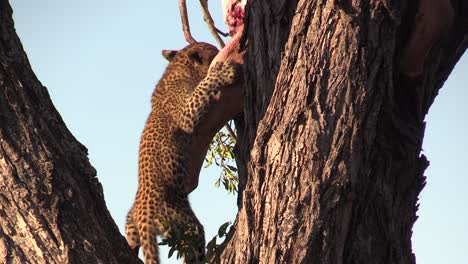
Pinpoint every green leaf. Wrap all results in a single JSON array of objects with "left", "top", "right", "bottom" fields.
[
  {"left": 227, "top": 165, "right": 238, "bottom": 172},
  {"left": 168, "top": 246, "right": 176, "bottom": 258},
  {"left": 205, "top": 126, "right": 239, "bottom": 194},
  {"left": 218, "top": 222, "right": 231, "bottom": 237}
]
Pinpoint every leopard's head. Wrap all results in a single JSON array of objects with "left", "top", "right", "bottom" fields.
[{"left": 162, "top": 42, "right": 219, "bottom": 83}]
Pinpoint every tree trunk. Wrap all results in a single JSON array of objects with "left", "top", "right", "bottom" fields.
[
  {"left": 2, "top": 0, "right": 467, "bottom": 263},
  {"left": 221, "top": 0, "right": 467, "bottom": 263},
  {"left": 0, "top": 1, "right": 140, "bottom": 263}
]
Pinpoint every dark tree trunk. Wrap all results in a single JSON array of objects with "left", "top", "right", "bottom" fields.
[
  {"left": 0, "top": 1, "right": 140, "bottom": 263},
  {"left": 221, "top": 0, "right": 467, "bottom": 263}
]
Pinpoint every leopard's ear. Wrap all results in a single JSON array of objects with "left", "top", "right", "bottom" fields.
[{"left": 161, "top": 50, "right": 178, "bottom": 61}]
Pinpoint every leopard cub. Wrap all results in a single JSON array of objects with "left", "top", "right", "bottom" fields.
[{"left": 125, "top": 42, "right": 243, "bottom": 264}]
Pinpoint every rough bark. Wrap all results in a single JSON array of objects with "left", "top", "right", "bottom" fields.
[
  {"left": 0, "top": 1, "right": 141, "bottom": 263},
  {"left": 222, "top": 0, "right": 468, "bottom": 263}
]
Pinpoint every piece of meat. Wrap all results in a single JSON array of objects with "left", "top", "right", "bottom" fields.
[
  {"left": 210, "top": 0, "right": 247, "bottom": 69},
  {"left": 222, "top": 0, "right": 247, "bottom": 35}
]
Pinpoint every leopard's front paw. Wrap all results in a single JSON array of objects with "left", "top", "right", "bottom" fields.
[{"left": 210, "top": 60, "right": 243, "bottom": 86}]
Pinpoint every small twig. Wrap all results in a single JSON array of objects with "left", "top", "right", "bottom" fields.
[
  {"left": 199, "top": 0, "right": 226, "bottom": 48},
  {"left": 179, "top": 0, "right": 197, "bottom": 44},
  {"left": 215, "top": 27, "right": 230, "bottom": 37},
  {"left": 225, "top": 122, "right": 237, "bottom": 141}
]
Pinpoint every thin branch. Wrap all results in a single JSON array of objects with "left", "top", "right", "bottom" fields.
[
  {"left": 215, "top": 27, "right": 231, "bottom": 37},
  {"left": 225, "top": 122, "right": 237, "bottom": 141},
  {"left": 179, "top": 0, "right": 197, "bottom": 44},
  {"left": 199, "top": 0, "right": 226, "bottom": 48}
]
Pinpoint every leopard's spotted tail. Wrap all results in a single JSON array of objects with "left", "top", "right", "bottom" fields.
[
  {"left": 126, "top": 207, "right": 160, "bottom": 264},
  {"left": 125, "top": 198, "right": 205, "bottom": 264}
]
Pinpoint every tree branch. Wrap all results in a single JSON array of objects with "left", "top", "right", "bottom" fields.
[
  {"left": 199, "top": 0, "right": 226, "bottom": 48},
  {"left": 179, "top": 0, "right": 197, "bottom": 44}
]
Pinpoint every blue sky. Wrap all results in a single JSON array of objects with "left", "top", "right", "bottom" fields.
[{"left": 9, "top": 1, "right": 467, "bottom": 263}]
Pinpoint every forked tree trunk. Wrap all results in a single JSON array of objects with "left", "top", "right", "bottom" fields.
[
  {"left": 221, "top": 0, "right": 467, "bottom": 263},
  {"left": 1, "top": 0, "right": 467, "bottom": 263},
  {"left": 0, "top": 1, "right": 140, "bottom": 263}
]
